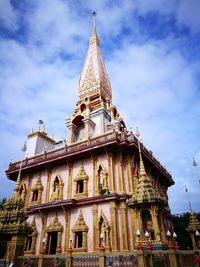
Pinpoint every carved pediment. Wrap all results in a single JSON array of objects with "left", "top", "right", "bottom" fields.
[
  {"left": 72, "top": 210, "right": 88, "bottom": 232},
  {"left": 46, "top": 216, "right": 63, "bottom": 232},
  {"left": 31, "top": 176, "right": 43, "bottom": 191}
]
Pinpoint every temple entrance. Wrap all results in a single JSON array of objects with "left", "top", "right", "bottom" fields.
[{"left": 46, "top": 232, "right": 58, "bottom": 255}]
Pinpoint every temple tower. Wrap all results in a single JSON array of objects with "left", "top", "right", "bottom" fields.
[{"left": 5, "top": 13, "right": 174, "bottom": 260}]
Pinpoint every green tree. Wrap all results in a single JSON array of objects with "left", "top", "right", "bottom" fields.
[
  {"left": 172, "top": 212, "right": 200, "bottom": 250},
  {"left": 0, "top": 198, "right": 6, "bottom": 210}
]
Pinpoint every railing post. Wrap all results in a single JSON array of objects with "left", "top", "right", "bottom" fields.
[
  {"left": 168, "top": 251, "right": 179, "bottom": 267},
  {"left": 38, "top": 256, "right": 43, "bottom": 267},
  {"left": 66, "top": 251, "right": 73, "bottom": 267},
  {"left": 137, "top": 251, "right": 145, "bottom": 267},
  {"left": 99, "top": 248, "right": 106, "bottom": 267}
]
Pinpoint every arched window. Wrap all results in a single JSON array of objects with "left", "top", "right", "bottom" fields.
[
  {"left": 24, "top": 217, "right": 38, "bottom": 255},
  {"left": 73, "top": 164, "right": 88, "bottom": 198},
  {"left": 73, "top": 115, "right": 85, "bottom": 142},
  {"left": 72, "top": 210, "right": 88, "bottom": 252},
  {"left": 45, "top": 216, "right": 63, "bottom": 255},
  {"left": 31, "top": 176, "right": 43, "bottom": 205}
]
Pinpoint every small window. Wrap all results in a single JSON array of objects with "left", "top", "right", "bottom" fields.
[
  {"left": 25, "top": 236, "right": 32, "bottom": 251},
  {"left": 32, "top": 190, "right": 38, "bottom": 202},
  {"left": 75, "top": 232, "right": 83, "bottom": 248},
  {"left": 77, "top": 180, "right": 84, "bottom": 193}
]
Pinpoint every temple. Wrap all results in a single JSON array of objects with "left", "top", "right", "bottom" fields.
[{"left": 2, "top": 13, "right": 175, "bottom": 263}]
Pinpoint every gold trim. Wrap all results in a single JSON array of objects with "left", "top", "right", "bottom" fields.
[
  {"left": 39, "top": 214, "right": 47, "bottom": 255},
  {"left": 119, "top": 202, "right": 129, "bottom": 251},
  {"left": 63, "top": 208, "right": 70, "bottom": 252},
  {"left": 25, "top": 174, "right": 32, "bottom": 208},
  {"left": 45, "top": 168, "right": 51, "bottom": 202},
  {"left": 107, "top": 151, "right": 115, "bottom": 194},
  {"left": 117, "top": 152, "right": 125, "bottom": 194},
  {"left": 67, "top": 162, "right": 73, "bottom": 198},
  {"left": 110, "top": 201, "right": 118, "bottom": 251},
  {"left": 92, "top": 204, "right": 98, "bottom": 251},
  {"left": 127, "top": 155, "right": 134, "bottom": 194}
]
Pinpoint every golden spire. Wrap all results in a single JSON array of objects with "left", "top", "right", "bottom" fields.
[
  {"left": 185, "top": 187, "right": 200, "bottom": 232},
  {"left": 89, "top": 11, "right": 100, "bottom": 45},
  {"left": 127, "top": 128, "right": 165, "bottom": 206},
  {"left": 12, "top": 159, "right": 23, "bottom": 199},
  {"left": 187, "top": 204, "right": 200, "bottom": 232},
  {"left": 136, "top": 128, "right": 148, "bottom": 178},
  {"left": 78, "top": 12, "right": 112, "bottom": 105}
]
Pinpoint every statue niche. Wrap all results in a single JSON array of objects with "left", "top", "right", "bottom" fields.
[
  {"left": 141, "top": 209, "right": 155, "bottom": 240},
  {"left": 51, "top": 176, "right": 63, "bottom": 201},
  {"left": 98, "top": 211, "right": 110, "bottom": 251},
  {"left": 97, "top": 164, "right": 108, "bottom": 195}
]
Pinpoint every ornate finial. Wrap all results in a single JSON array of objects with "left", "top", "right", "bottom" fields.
[
  {"left": 92, "top": 11, "right": 97, "bottom": 36},
  {"left": 135, "top": 128, "right": 146, "bottom": 177},
  {"left": 89, "top": 11, "right": 100, "bottom": 45},
  {"left": 13, "top": 159, "right": 23, "bottom": 198}
]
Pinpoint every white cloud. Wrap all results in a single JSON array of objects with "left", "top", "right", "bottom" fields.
[
  {"left": 0, "top": 0, "right": 19, "bottom": 30},
  {"left": 177, "top": 0, "right": 200, "bottom": 34}
]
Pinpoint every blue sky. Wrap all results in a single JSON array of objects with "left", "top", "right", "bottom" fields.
[{"left": 0, "top": 0, "right": 200, "bottom": 213}]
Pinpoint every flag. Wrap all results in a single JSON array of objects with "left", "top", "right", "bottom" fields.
[
  {"left": 193, "top": 158, "right": 197, "bottom": 167},
  {"left": 21, "top": 142, "right": 27, "bottom": 152},
  {"left": 185, "top": 186, "right": 188, "bottom": 192},
  {"left": 135, "top": 127, "right": 140, "bottom": 138}
]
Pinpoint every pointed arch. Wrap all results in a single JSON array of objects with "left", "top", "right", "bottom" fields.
[
  {"left": 50, "top": 174, "right": 63, "bottom": 201},
  {"left": 71, "top": 209, "right": 88, "bottom": 252},
  {"left": 31, "top": 176, "right": 43, "bottom": 204},
  {"left": 73, "top": 163, "right": 89, "bottom": 198}
]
